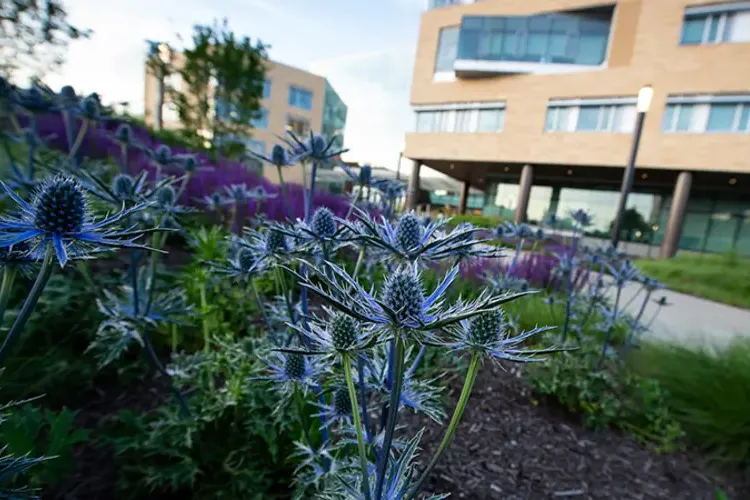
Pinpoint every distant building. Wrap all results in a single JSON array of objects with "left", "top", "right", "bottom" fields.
[
  {"left": 144, "top": 55, "right": 347, "bottom": 186},
  {"left": 406, "top": 0, "right": 750, "bottom": 257}
]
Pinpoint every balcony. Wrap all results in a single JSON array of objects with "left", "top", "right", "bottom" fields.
[{"left": 447, "top": 7, "right": 614, "bottom": 77}]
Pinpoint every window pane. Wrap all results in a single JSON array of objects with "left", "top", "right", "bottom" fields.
[
  {"left": 675, "top": 104, "right": 694, "bottom": 132},
  {"left": 708, "top": 15, "right": 721, "bottom": 42},
  {"left": 741, "top": 105, "right": 750, "bottom": 131},
  {"left": 545, "top": 108, "right": 557, "bottom": 131},
  {"left": 435, "top": 27, "right": 459, "bottom": 71},
  {"left": 557, "top": 106, "right": 572, "bottom": 131},
  {"left": 289, "top": 86, "right": 313, "bottom": 110},
  {"left": 527, "top": 32, "right": 548, "bottom": 57},
  {"left": 478, "top": 109, "right": 503, "bottom": 132},
  {"left": 251, "top": 108, "right": 268, "bottom": 129},
  {"left": 726, "top": 12, "right": 750, "bottom": 42},
  {"left": 707, "top": 103, "right": 738, "bottom": 131},
  {"left": 576, "top": 106, "right": 600, "bottom": 131},
  {"left": 681, "top": 16, "right": 706, "bottom": 44},
  {"left": 455, "top": 110, "right": 471, "bottom": 132},
  {"left": 263, "top": 79, "right": 272, "bottom": 99},
  {"left": 614, "top": 105, "right": 636, "bottom": 132},
  {"left": 662, "top": 104, "right": 677, "bottom": 131}
]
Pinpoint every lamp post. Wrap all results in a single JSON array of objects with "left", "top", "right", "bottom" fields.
[{"left": 611, "top": 85, "right": 653, "bottom": 249}]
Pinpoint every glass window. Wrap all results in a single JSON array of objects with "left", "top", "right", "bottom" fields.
[
  {"left": 287, "top": 115, "right": 310, "bottom": 136},
  {"left": 454, "top": 109, "right": 472, "bottom": 132},
  {"left": 457, "top": 9, "right": 612, "bottom": 67},
  {"left": 544, "top": 108, "right": 557, "bottom": 131},
  {"left": 251, "top": 108, "right": 268, "bottom": 129},
  {"left": 288, "top": 86, "right": 313, "bottom": 110},
  {"left": 576, "top": 106, "right": 600, "bottom": 131},
  {"left": 246, "top": 139, "right": 265, "bottom": 156},
  {"left": 708, "top": 15, "right": 722, "bottom": 42},
  {"left": 263, "top": 79, "right": 272, "bottom": 99},
  {"left": 706, "top": 103, "right": 738, "bottom": 131},
  {"left": 741, "top": 105, "right": 750, "bottom": 131},
  {"left": 613, "top": 104, "right": 636, "bottom": 132},
  {"left": 675, "top": 104, "right": 694, "bottom": 132},
  {"left": 163, "top": 102, "right": 179, "bottom": 122},
  {"left": 477, "top": 109, "right": 504, "bottom": 132},
  {"left": 726, "top": 11, "right": 750, "bottom": 42},
  {"left": 435, "top": 27, "right": 459, "bottom": 72},
  {"left": 662, "top": 104, "right": 677, "bottom": 131}
]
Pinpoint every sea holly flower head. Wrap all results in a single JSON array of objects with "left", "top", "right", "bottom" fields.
[
  {"left": 569, "top": 208, "right": 594, "bottom": 228},
  {"left": 112, "top": 174, "right": 135, "bottom": 201},
  {"left": 254, "top": 350, "right": 327, "bottom": 397},
  {"left": 76, "top": 93, "right": 106, "bottom": 121},
  {"left": 0, "top": 176, "right": 161, "bottom": 267},
  {"left": 285, "top": 309, "right": 377, "bottom": 359},
  {"left": 339, "top": 163, "right": 373, "bottom": 186},
  {"left": 501, "top": 221, "right": 535, "bottom": 240},
  {"left": 313, "top": 387, "right": 354, "bottom": 430},
  {"left": 312, "top": 207, "right": 337, "bottom": 239},
  {"left": 114, "top": 123, "right": 134, "bottom": 145},
  {"left": 249, "top": 143, "right": 295, "bottom": 168},
  {"left": 395, "top": 213, "right": 422, "bottom": 252},
  {"left": 157, "top": 185, "right": 176, "bottom": 208},
  {"left": 15, "top": 84, "right": 57, "bottom": 114},
  {"left": 608, "top": 259, "right": 640, "bottom": 287},
  {"left": 441, "top": 309, "right": 558, "bottom": 363},
  {"left": 58, "top": 85, "right": 78, "bottom": 110},
  {"left": 203, "top": 246, "right": 266, "bottom": 281},
  {"left": 298, "top": 260, "right": 537, "bottom": 337},
  {"left": 286, "top": 131, "right": 348, "bottom": 163},
  {"left": 199, "top": 191, "right": 226, "bottom": 210}
]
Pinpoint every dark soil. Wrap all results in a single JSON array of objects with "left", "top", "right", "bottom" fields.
[{"left": 406, "top": 363, "right": 750, "bottom": 500}]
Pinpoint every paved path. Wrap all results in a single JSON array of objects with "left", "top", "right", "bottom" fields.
[{"left": 609, "top": 280, "right": 750, "bottom": 349}]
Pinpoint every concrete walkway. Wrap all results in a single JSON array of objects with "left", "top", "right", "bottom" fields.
[{"left": 605, "top": 279, "right": 750, "bottom": 349}]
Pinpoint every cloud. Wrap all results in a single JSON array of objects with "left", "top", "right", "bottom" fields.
[{"left": 309, "top": 48, "right": 415, "bottom": 172}]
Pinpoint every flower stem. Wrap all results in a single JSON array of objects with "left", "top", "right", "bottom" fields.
[
  {"left": 344, "top": 355, "right": 372, "bottom": 500},
  {"left": 199, "top": 283, "right": 210, "bottom": 353},
  {"left": 27, "top": 117, "right": 37, "bottom": 180},
  {"left": 0, "top": 267, "right": 17, "bottom": 328},
  {"left": 143, "top": 331, "right": 191, "bottom": 417},
  {"left": 353, "top": 248, "right": 365, "bottom": 278},
  {"left": 249, "top": 279, "right": 270, "bottom": 330},
  {"left": 0, "top": 246, "right": 54, "bottom": 366},
  {"left": 293, "top": 385, "right": 313, "bottom": 446},
  {"left": 276, "top": 166, "right": 292, "bottom": 220},
  {"left": 408, "top": 352, "right": 482, "bottom": 499},
  {"left": 374, "top": 336, "right": 405, "bottom": 500},
  {"left": 68, "top": 118, "right": 89, "bottom": 161}
]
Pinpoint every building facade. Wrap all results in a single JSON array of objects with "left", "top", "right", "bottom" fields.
[
  {"left": 406, "top": 0, "right": 750, "bottom": 257},
  {"left": 144, "top": 57, "right": 347, "bottom": 185}
]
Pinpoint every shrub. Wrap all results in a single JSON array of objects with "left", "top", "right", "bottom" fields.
[
  {"left": 527, "top": 338, "right": 684, "bottom": 453},
  {"left": 630, "top": 339, "right": 750, "bottom": 467}
]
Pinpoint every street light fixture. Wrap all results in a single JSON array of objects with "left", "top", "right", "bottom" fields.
[{"left": 611, "top": 85, "right": 652, "bottom": 249}]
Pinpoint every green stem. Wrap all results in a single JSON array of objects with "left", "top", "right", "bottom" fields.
[
  {"left": 274, "top": 267, "right": 295, "bottom": 323},
  {"left": 374, "top": 336, "right": 405, "bottom": 500},
  {"left": 407, "top": 352, "right": 482, "bottom": 499},
  {"left": 250, "top": 279, "right": 270, "bottom": 330},
  {"left": 353, "top": 248, "right": 365, "bottom": 279},
  {"left": 0, "top": 246, "right": 54, "bottom": 366},
  {"left": 199, "top": 283, "right": 210, "bottom": 353},
  {"left": 68, "top": 119, "right": 89, "bottom": 160},
  {"left": 171, "top": 323, "right": 178, "bottom": 353},
  {"left": 344, "top": 355, "right": 372, "bottom": 500},
  {"left": 276, "top": 166, "right": 292, "bottom": 220},
  {"left": 144, "top": 231, "right": 168, "bottom": 317},
  {"left": 0, "top": 267, "right": 17, "bottom": 327},
  {"left": 293, "top": 385, "right": 313, "bottom": 446}
]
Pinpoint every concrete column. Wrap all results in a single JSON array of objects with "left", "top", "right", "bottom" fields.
[
  {"left": 458, "top": 180, "right": 470, "bottom": 215},
  {"left": 661, "top": 172, "right": 692, "bottom": 259},
  {"left": 407, "top": 160, "right": 421, "bottom": 211},
  {"left": 547, "top": 185, "right": 561, "bottom": 218},
  {"left": 513, "top": 164, "right": 534, "bottom": 223}
]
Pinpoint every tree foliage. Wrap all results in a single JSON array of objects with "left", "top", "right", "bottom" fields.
[
  {"left": 165, "top": 18, "right": 268, "bottom": 156},
  {"left": 0, "top": 0, "right": 90, "bottom": 78}
]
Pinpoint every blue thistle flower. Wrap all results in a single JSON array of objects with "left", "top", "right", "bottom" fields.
[
  {"left": 203, "top": 247, "right": 266, "bottom": 281},
  {"left": 286, "top": 131, "right": 348, "bottom": 163},
  {"left": 199, "top": 191, "right": 226, "bottom": 210},
  {"left": 442, "top": 309, "right": 559, "bottom": 363},
  {"left": 569, "top": 209, "right": 594, "bottom": 228},
  {"left": 285, "top": 309, "right": 376, "bottom": 359},
  {"left": 249, "top": 143, "right": 295, "bottom": 169},
  {"left": 15, "top": 84, "right": 56, "bottom": 114},
  {"left": 313, "top": 387, "right": 354, "bottom": 430},
  {"left": 267, "top": 230, "right": 289, "bottom": 253},
  {"left": 383, "top": 271, "right": 424, "bottom": 323},
  {"left": 112, "top": 174, "right": 135, "bottom": 201},
  {"left": 157, "top": 185, "right": 176, "bottom": 207},
  {"left": 254, "top": 351, "right": 328, "bottom": 396},
  {"left": 395, "top": 213, "right": 422, "bottom": 252},
  {"left": 58, "top": 85, "right": 78, "bottom": 110},
  {"left": 312, "top": 207, "right": 337, "bottom": 239},
  {"left": 76, "top": 94, "right": 105, "bottom": 120},
  {"left": 0, "top": 176, "right": 162, "bottom": 267}
]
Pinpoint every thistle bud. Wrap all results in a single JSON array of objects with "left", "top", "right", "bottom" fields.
[
  {"left": 157, "top": 186, "right": 176, "bottom": 207},
  {"left": 267, "top": 230, "right": 288, "bottom": 253},
  {"left": 115, "top": 124, "right": 133, "bottom": 145},
  {"left": 284, "top": 353, "right": 306, "bottom": 380},
  {"left": 309, "top": 134, "right": 327, "bottom": 157},
  {"left": 237, "top": 248, "right": 255, "bottom": 273},
  {"left": 330, "top": 313, "right": 359, "bottom": 351},
  {"left": 181, "top": 155, "right": 198, "bottom": 173},
  {"left": 395, "top": 213, "right": 421, "bottom": 251},
  {"left": 112, "top": 174, "right": 135, "bottom": 199},
  {"left": 312, "top": 207, "right": 336, "bottom": 238},
  {"left": 383, "top": 272, "right": 423, "bottom": 322},
  {"left": 270, "top": 144, "right": 289, "bottom": 166},
  {"left": 59, "top": 85, "right": 77, "bottom": 109},
  {"left": 34, "top": 177, "right": 86, "bottom": 234},
  {"left": 153, "top": 145, "right": 172, "bottom": 165},
  {"left": 333, "top": 388, "right": 352, "bottom": 416},
  {"left": 359, "top": 165, "right": 372, "bottom": 185},
  {"left": 79, "top": 94, "right": 100, "bottom": 119},
  {"left": 468, "top": 310, "right": 505, "bottom": 344}
]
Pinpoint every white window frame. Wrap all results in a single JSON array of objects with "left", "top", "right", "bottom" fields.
[
  {"left": 545, "top": 97, "right": 636, "bottom": 133},
  {"left": 413, "top": 102, "right": 506, "bottom": 133},
  {"left": 664, "top": 95, "right": 750, "bottom": 133},
  {"left": 683, "top": 2, "right": 750, "bottom": 45}
]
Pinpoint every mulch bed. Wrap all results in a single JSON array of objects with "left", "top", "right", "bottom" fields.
[{"left": 405, "top": 363, "right": 750, "bottom": 500}]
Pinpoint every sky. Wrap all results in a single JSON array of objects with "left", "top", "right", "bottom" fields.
[{"left": 33, "top": 0, "right": 429, "bottom": 173}]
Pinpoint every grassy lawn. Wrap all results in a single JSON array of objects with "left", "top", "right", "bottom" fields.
[{"left": 635, "top": 252, "right": 750, "bottom": 309}]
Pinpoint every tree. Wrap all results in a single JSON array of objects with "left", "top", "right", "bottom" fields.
[
  {"left": 0, "top": 0, "right": 90, "bottom": 78},
  {"left": 167, "top": 18, "right": 268, "bottom": 156},
  {"left": 609, "top": 207, "right": 651, "bottom": 242}
]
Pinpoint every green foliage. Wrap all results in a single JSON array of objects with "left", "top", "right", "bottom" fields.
[
  {"left": 635, "top": 252, "right": 750, "bottom": 309},
  {"left": 0, "top": 405, "right": 88, "bottom": 489},
  {"left": 106, "top": 337, "right": 298, "bottom": 499},
  {"left": 1, "top": 0, "right": 90, "bottom": 78},
  {"left": 167, "top": 18, "right": 268, "bottom": 155},
  {"left": 446, "top": 214, "right": 505, "bottom": 229},
  {"left": 527, "top": 338, "right": 683, "bottom": 453},
  {"left": 630, "top": 339, "right": 750, "bottom": 468}
]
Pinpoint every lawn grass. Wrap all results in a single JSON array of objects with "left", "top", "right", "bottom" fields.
[
  {"left": 630, "top": 339, "right": 750, "bottom": 468},
  {"left": 635, "top": 252, "right": 750, "bottom": 309}
]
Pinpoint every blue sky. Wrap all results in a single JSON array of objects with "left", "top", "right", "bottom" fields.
[{"left": 39, "top": 0, "right": 426, "bottom": 170}]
